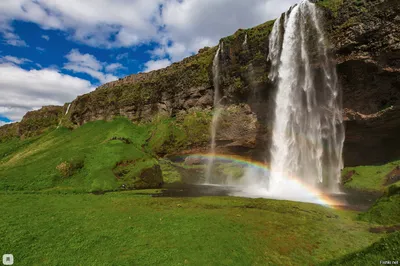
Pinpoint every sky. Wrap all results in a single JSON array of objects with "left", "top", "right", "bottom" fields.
[{"left": 0, "top": 0, "right": 298, "bottom": 124}]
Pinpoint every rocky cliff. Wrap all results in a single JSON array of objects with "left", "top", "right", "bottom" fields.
[
  {"left": 326, "top": 0, "right": 400, "bottom": 165},
  {"left": 1, "top": 0, "right": 399, "bottom": 166}
]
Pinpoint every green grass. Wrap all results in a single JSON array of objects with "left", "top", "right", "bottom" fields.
[
  {"left": 0, "top": 192, "right": 382, "bottom": 266},
  {"left": 358, "top": 193, "right": 400, "bottom": 225},
  {"left": 316, "top": 0, "right": 344, "bottom": 15},
  {"left": 326, "top": 231, "right": 400, "bottom": 266},
  {"left": 342, "top": 160, "right": 400, "bottom": 192}
]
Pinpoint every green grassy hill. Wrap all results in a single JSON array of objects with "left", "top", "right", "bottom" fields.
[{"left": 0, "top": 118, "right": 156, "bottom": 192}]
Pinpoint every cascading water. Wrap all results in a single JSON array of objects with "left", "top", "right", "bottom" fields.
[
  {"left": 268, "top": 0, "right": 344, "bottom": 192},
  {"left": 242, "top": 33, "right": 248, "bottom": 48},
  {"left": 205, "top": 45, "right": 222, "bottom": 184},
  {"left": 57, "top": 103, "right": 72, "bottom": 129},
  {"left": 65, "top": 103, "right": 71, "bottom": 115}
]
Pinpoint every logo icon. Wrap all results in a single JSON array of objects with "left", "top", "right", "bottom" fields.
[{"left": 2, "top": 254, "right": 13, "bottom": 265}]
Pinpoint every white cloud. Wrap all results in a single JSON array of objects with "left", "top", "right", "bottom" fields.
[
  {"left": 64, "top": 49, "right": 118, "bottom": 84},
  {"left": 0, "top": 0, "right": 298, "bottom": 59},
  {"left": 36, "top": 47, "right": 45, "bottom": 52},
  {"left": 0, "top": 0, "right": 162, "bottom": 48},
  {"left": 105, "top": 63, "right": 125, "bottom": 73},
  {"left": 0, "top": 63, "right": 95, "bottom": 121},
  {"left": 41, "top": 35, "right": 50, "bottom": 41},
  {"left": 0, "top": 56, "right": 32, "bottom": 65},
  {"left": 143, "top": 59, "right": 172, "bottom": 73},
  {"left": 0, "top": 22, "right": 28, "bottom": 47},
  {"left": 159, "top": 0, "right": 298, "bottom": 60},
  {"left": 116, "top": 53, "right": 129, "bottom": 61}
]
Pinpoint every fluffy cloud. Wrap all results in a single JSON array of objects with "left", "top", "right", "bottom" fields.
[
  {"left": 0, "top": 63, "right": 95, "bottom": 121},
  {"left": 143, "top": 59, "right": 172, "bottom": 72},
  {"left": 64, "top": 49, "right": 119, "bottom": 84},
  {"left": 105, "top": 63, "right": 125, "bottom": 73},
  {"left": 0, "top": 0, "right": 162, "bottom": 48},
  {"left": 41, "top": 35, "right": 49, "bottom": 41},
  {"left": 158, "top": 0, "right": 299, "bottom": 61},
  {"left": 1, "top": 0, "right": 297, "bottom": 59}
]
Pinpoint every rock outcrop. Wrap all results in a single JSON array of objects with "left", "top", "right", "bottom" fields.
[{"left": 0, "top": 105, "right": 64, "bottom": 139}]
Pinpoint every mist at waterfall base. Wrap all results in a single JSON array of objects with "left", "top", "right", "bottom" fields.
[{"left": 203, "top": 0, "right": 345, "bottom": 206}]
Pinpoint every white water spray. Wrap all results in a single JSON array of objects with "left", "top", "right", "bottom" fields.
[
  {"left": 205, "top": 45, "right": 222, "bottom": 183},
  {"left": 268, "top": 0, "right": 344, "bottom": 192}
]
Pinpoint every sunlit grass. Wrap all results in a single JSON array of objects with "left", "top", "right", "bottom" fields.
[
  {"left": 342, "top": 160, "right": 400, "bottom": 192},
  {"left": 0, "top": 192, "right": 382, "bottom": 266}
]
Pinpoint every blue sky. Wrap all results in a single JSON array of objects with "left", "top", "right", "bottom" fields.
[{"left": 0, "top": 0, "right": 297, "bottom": 124}]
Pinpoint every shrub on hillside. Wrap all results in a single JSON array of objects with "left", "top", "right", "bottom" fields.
[{"left": 56, "top": 159, "right": 84, "bottom": 178}]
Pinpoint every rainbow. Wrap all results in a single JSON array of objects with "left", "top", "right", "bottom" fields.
[{"left": 180, "top": 153, "right": 344, "bottom": 208}]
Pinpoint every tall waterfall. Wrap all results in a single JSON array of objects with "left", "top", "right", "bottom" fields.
[
  {"left": 268, "top": 0, "right": 344, "bottom": 192},
  {"left": 205, "top": 45, "right": 222, "bottom": 183}
]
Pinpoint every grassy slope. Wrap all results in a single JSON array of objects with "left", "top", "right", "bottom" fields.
[
  {"left": 0, "top": 192, "right": 381, "bottom": 266},
  {"left": 0, "top": 118, "right": 154, "bottom": 192},
  {"left": 326, "top": 231, "right": 400, "bottom": 266},
  {"left": 359, "top": 194, "right": 400, "bottom": 225},
  {"left": 342, "top": 160, "right": 400, "bottom": 192}
]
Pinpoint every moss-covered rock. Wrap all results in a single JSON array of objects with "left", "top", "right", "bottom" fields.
[
  {"left": 0, "top": 123, "right": 19, "bottom": 142},
  {"left": 113, "top": 159, "right": 163, "bottom": 189},
  {"left": 18, "top": 106, "right": 63, "bottom": 138}
]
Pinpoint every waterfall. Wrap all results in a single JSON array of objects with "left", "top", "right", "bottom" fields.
[
  {"left": 242, "top": 33, "right": 248, "bottom": 47},
  {"left": 65, "top": 103, "right": 71, "bottom": 115},
  {"left": 205, "top": 45, "right": 222, "bottom": 183},
  {"left": 57, "top": 103, "right": 72, "bottom": 129},
  {"left": 268, "top": 0, "right": 344, "bottom": 192}
]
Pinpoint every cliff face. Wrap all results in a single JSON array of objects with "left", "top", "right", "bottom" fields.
[
  {"left": 325, "top": 0, "right": 400, "bottom": 165},
  {"left": 1, "top": 0, "right": 399, "bottom": 166}
]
